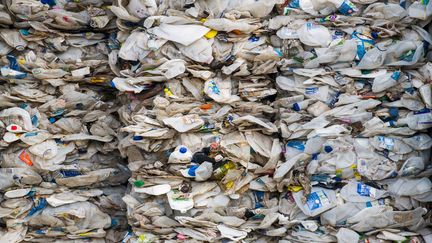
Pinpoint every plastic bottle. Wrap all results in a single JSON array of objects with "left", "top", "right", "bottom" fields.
[
  {"left": 402, "top": 134, "right": 432, "bottom": 150},
  {"left": 285, "top": 140, "right": 306, "bottom": 158},
  {"left": 292, "top": 187, "right": 337, "bottom": 217},
  {"left": 273, "top": 95, "right": 305, "bottom": 108},
  {"left": 276, "top": 27, "right": 299, "bottom": 39},
  {"left": 1, "top": 66, "right": 26, "bottom": 79},
  {"left": 304, "top": 136, "right": 326, "bottom": 154},
  {"left": 372, "top": 71, "right": 401, "bottom": 93},
  {"left": 167, "top": 190, "right": 194, "bottom": 213},
  {"left": 163, "top": 114, "right": 205, "bottom": 133},
  {"left": 340, "top": 180, "right": 388, "bottom": 202},
  {"left": 408, "top": 1, "right": 432, "bottom": 20},
  {"left": 168, "top": 146, "right": 193, "bottom": 164},
  {"left": 329, "top": 0, "right": 358, "bottom": 15},
  {"left": 399, "top": 157, "right": 425, "bottom": 177},
  {"left": 395, "top": 109, "right": 432, "bottom": 130},
  {"left": 336, "top": 228, "right": 360, "bottom": 243},
  {"left": 370, "top": 136, "right": 413, "bottom": 154},
  {"left": 320, "top": 202, "right": 364, "bottom": 226},
  {"left": 301, "top": 86, "right": 338, "bottom": 105},
  {"left": 292, "top": 99, "right": 311, "bottom": 111},
  {"left": 297, "top": 22, "right": 332, "bottom": 47},
  {"left": 0, "top": 168, "right": 42, "bottom": 190},
  {"left": 213, "top": 161, "right": 236, "bottom": 180},
  {"left": 307, "top": 101, "right": 330, "bottom": 116},
  {"left": 195, "top": 162, "right": 213, "bottom": 181},
  {"left": 0, "top": 107, "right": 33, "bottom": 131},
  {"left": 388, "top": 178, "right": 432, "bottom": 197},
  {"left": 419, "top": 84, "right": 432, "bottom": 108}
]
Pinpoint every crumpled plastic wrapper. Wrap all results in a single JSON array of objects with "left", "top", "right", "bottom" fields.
[{"left": 1, "top": 0, "right": 432, "bottom": 242}]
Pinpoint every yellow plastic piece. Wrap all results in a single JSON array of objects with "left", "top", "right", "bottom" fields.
[
  {"left": 205, "top": 30, "right": 218, "bottom": 39},
  {"left": 287, "top": 185, "right": 303, "bottom": 192},
  {"left": 90, "top": 77, "right": 107, "bottom": 83},
  {"left": 336, "top": 168, "right": 343, "bottom": 178},
  {"left": 164, "top": 87, "right": 173, "bottom": 97},
  {"left": 225, "top": 180, "right": 234, "bottom": 189},
  {"left": 351, "top": 164, "right": 361, "bottom": 180},
  {"left": 138, "top": 234, "right": 146, "bottom": 242}
]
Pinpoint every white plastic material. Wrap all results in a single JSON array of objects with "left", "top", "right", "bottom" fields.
[
  {"left": 167, "top": 190, "right": 194, "bottom": 213},
  {"left": 388, "top": 178, "right": 432, "bottom": 197},
  {"left": 372, "top": 71, "right": 400, "bottom": 93},
  {"left": 336, "top": 228, "right": 360, "bottom": 243},
  {"left": 134, "top": 184, "right": 172, "bottom": 195},
  {"left": 151, "top": 24, "right": 210, "bottom": 46},
  {"left": 292, "top": 187, "right": 337, "bottom": 217},
  {"left": 177, "top": 38, "right": 214, "bottom": 64},
  {"left": 340, "top": 180, "right": 388, "bottom": 202},
  {"left": 297, "top": 23, "right": 332, "bottom": 47},
  {"left": 195, "top": 162, "right": 213, "bottom": 181},
  {"left": 28, "top": 140, "right": 58, "bottom": 159},
  {"left": 397, "top": 110, "right": 432, "bottom": 130},
  {"left": 163, "top": 115, "right": 204, "bottom": 133},
  {"left": 217, "top": 224, "right": 248, "bottom": 241},
  {"left": 0, "top": 107, "right": 33, "bottom": 131},
  {"left": 168, "top": 145, "right": 193, "bottom": 164}
]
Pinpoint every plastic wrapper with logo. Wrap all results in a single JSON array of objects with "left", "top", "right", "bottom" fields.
[{"left": 1, "top": 0, "right": 432, "bottom": 242}]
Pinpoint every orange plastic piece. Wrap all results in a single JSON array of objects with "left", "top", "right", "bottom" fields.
[
  {"left": 200, "top": 103, "right": 212, "bottom": 110},
  {"left": 231, "top": 29, "right": 242, "bottom": 35},
  {"left": 18, "top": 150, "right": 33, "bottom": 166}
]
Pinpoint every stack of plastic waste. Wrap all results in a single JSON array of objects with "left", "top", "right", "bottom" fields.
[
  {"left": 1, "top": 0, "right": 432, "bottom": 242},
  {"left": 0, "top": 1, "right": 130, "bottom": 242},
  {"left": 112, "top": 0, "right": 432, "bottom": 242}
]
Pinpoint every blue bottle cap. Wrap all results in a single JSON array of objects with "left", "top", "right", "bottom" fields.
[
  {"left": 188, "top": 165, "right": 199, "bottom": 176},
  {"left": 49, "top": 117, "right": 56, "bottom": 123},
  {"left": 179, "top": 147, "right": 187, "bottom": 153},
  {"left": 324, "top": 146, "right": 333, "bottom": 153},
  {"left": 292, "top": 103, "right": 301, "bottom": 111},
  {"left": 132, "top": 135, "right": 143, "bottom": 141}
]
